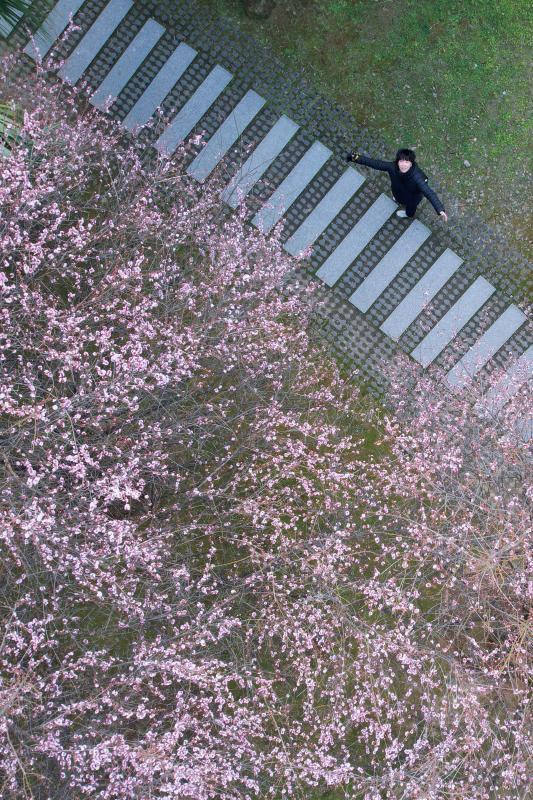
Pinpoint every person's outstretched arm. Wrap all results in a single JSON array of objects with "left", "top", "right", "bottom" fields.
[
  {"left": 414, "top": 173, "right": 447, "bottom": 220},
  {"left": 346, "top": 152, "right": 393, "bottom": 172}
]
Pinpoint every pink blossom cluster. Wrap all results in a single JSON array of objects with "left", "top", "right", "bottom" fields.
[{"left": 0, "top": 57, "right": 530, "bottom": 799}]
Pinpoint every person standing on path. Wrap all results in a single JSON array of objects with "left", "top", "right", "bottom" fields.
[{"left": 346, "top": 148, "right": 448, "bottom": 222}]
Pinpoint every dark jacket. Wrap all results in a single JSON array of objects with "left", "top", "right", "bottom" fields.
[{"left": 353, "top": 154, "right": 445, "bottom": 214}]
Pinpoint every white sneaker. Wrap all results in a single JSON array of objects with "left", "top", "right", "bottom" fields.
[{"left": 396, "top": 209, "right": 408, "bottom": 218}]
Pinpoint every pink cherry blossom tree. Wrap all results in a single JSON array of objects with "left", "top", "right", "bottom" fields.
[{"left": 0, "top": 54, "right": 530, "bottom": 800}]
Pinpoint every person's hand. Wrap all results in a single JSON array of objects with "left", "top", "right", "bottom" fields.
[
  {"left": 346, "top": 151, "right": 358, "bottom": 163},
  {"left": 439, "top": 211, "right": 448, "bottom": 222}
]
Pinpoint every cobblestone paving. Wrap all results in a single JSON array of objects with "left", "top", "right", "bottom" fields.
[{"left": 6, "top": 0, "right": 532, "bottom": 409}]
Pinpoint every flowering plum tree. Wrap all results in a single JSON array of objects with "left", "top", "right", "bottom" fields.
[{"left": 0, "top": 56, "right": 530, "bottom": 800}]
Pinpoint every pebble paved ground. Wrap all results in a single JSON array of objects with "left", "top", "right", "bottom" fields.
[{"left": 5, "top": 0, "right": 532, "bottom": 425}]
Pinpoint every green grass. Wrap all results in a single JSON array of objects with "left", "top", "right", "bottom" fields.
[{"left": 199, "top": 0, "right": 533, "bottom": 262}]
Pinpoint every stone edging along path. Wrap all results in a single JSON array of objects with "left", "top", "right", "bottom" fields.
[{"left": 4, "top": 0, "right": 532, "bottom": 427}]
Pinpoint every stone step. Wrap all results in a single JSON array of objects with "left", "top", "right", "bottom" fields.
[
  {"left": 380, "top": 248, "right": 463, "bottom": 341},
  {"left": 90, "top": 18, "right": 164, "bottom": 110},
  {"left": 283, "top": 167, "right": 364, "bottom": 257},
  {"left": 187, "top": 89, "right": 266, "bottom": 182},
  {"left": 58, "top": 0, "right": 133, "bottom": 85},
  {"left": 155, "top": 64, "right": 232, "bottom": 155},
  {"left": 476, "top": 345, "right": 533, "bottom": 414},
  {"left": 122, "top": 42, "right": 197, "bottom": 132},
  {"left": 446, "top": 304, "right": 526, "bottom": 390},
  {"left": 24, "top": 0, "right": 85, "bottom": 60},
  {"left": 411, "top": 276, "right": 496, "bottom": 368},
  {"left": 0, "top": 14, "right": 19, "bottom": 38},
  {"left": 315, "top": 194, "right": 396, "bottom": 287},
  {"left": 252, "top": 141, "right": 332, "bottom": 234},
  {"left": 1, "top": 0, "right": 31, "bottom": 38},
  {"left": 0, "top": 14, "right": 20, "bottom": 38},
  {"left": 349, "top": 221, "right": 431, "bottom": 313},
  {"left": 0, "top": 16, "right": 19, "bottom": 38},
  {"left": 220, "top": 114, "right": 299, "bottom": 208}
]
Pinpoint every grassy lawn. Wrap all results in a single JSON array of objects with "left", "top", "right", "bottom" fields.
[{"left": 198, "top": 0, "right": 532, "bottom": 262}]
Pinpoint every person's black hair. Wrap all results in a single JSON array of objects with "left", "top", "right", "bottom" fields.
[{"left": 395, "top": 148, "right": 416, "bottom": 166}]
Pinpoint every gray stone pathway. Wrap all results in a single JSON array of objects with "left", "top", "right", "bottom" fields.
[
  {"left": 380, "top": 249, "right": 463, "bottom": 341},
  {"left": 155, "top": 62, "right": 232, "bottom": 154},
  {"left": 187, "top": 88, "right": 265, "bottom": 182},
  {"left": 252, "top": 140, "right": 331, "bottom": 234},
  {"left": 315, "top": 195, "right": 396, "bottom": 286},
  {"left": 221, "top": 114, "right": 299, "bottom": 208},
  {"left": 0, "top": 0, "right": 30, "bottom": 38},
  {"left": 58, "top": 0, "right": 132, "bottom": 84},
  {"left": 8, "top": 0, "right": 532, "bottom": 433},
  {"left": 89, "top": 17, "right": 164, "bottom": 110},
  {"left": 122, "top": 41, "right": 196, "bottom": 131},
  {"left": 349, "top": 221, "right": 431, "bottom": 313},
  {"left": 411, "top": 277, "right": 496, "bottom": 368},
  {"left": 446, "top": 305, "right": 527, "bottom": 390},
  {"left": 22, "top": 0, "right": 84, "bottom": 59},
  {"left": 283, "top": 168, "right": 364, "bottom": 258}
]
